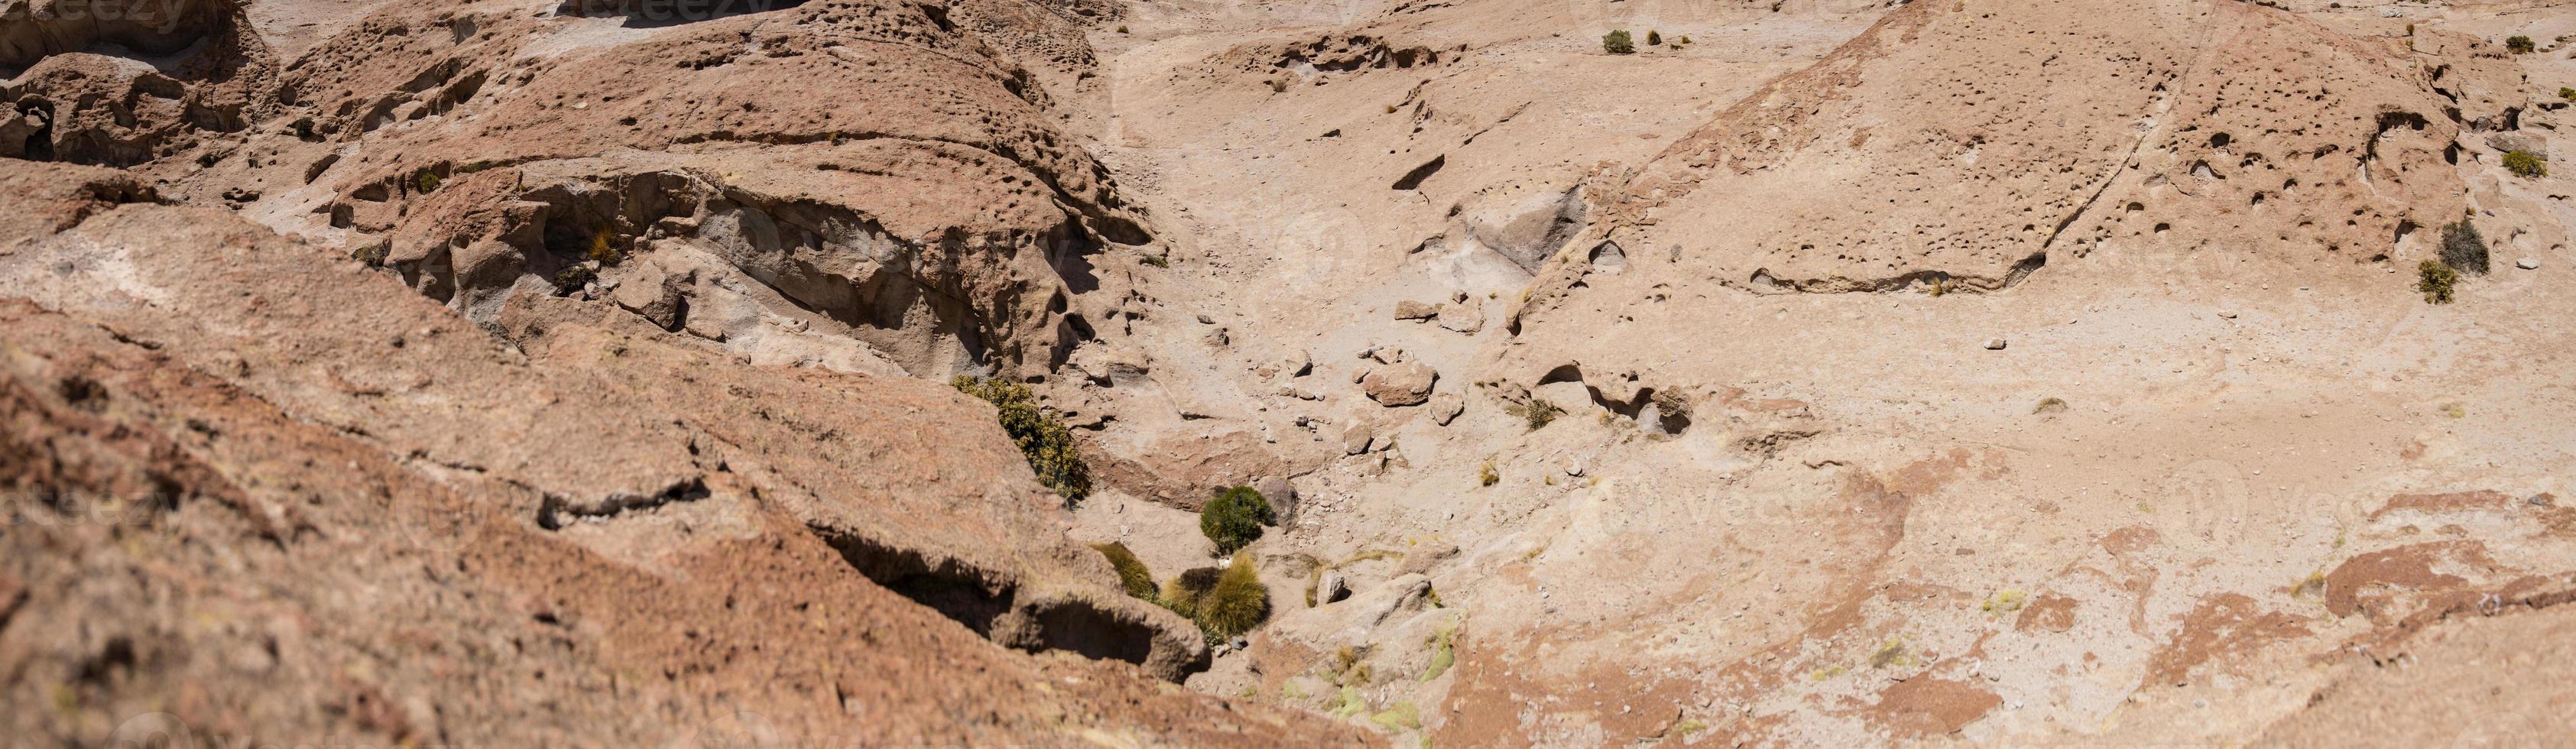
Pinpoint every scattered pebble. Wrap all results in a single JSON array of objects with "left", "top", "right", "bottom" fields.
[
  {"left": 2517, "top": 258, "right": 2540, "bottom": 270},
  {"left": 1984, "top": 338, "right": 2008, "bottom": 350}
]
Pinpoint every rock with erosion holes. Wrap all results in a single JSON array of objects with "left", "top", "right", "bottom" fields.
[
  {"left": 1319, "top": 571, "right": 1350, "bottom": 604},
  {"left": 1983, "top": 338, "right": 2008, "bottom": 350},
  {"left": 1393, "top": 300, "right": 1441, "bottom": 320},
  {"left": 1361, "top": 362, "right": 1437, "bottom": 407},
  {"left": 1431, "top": 392, "right": 1465, "bottom": 425},
  {"left": 2517, "top": 258, "right": 2539, "bottom": 271}
]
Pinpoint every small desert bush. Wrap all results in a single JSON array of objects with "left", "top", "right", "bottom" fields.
[
  {"left": 1197, "top": 552, "right": 1272, "bottom": 639},
  {"left": 1092, "top": 542, "right": 1157, "bottom": 600},
  {"left": 1603, "top": 30, "right": 1635, "bottom": 55},
  {"left": 2561, "top": 86, "right": 2576, "bottom": 102},
  {"left": 2506, "top": 35, "right": 2535, "bottom": 54},
  {"left": 1509, "top": 397, "right": 1564, "bottom": 431},
  {"left": 1646, "top": 30, "right": 1662, "bottom": 47},
  {"left": 952, "top": 377, "right": 1092, "bottom": 505},
  {"left": 2439, "top": 219, "right": 2489, "bottom": 274},
  {"left": 1160, "top": 566, "right": 1223, "bottom": 619},
  {"left": 2419, "top": 259, "right": 2459, "bottom": 304},
  {"left": 586, "top": 226, "right": 625, "bottom": 265},
  {"left": 553, "top": 264, "right": 595, "bottom": 292},
  {"left": 1478, "top": 460, "right": 1500, "bottom": 487},
  {"left": 349, "top": 242, "right": 388, "bottom": 268},
  {"left": 1201, "top": 485, "right": 1274, "bottom": 555},
  {"left": 414, "top": 170, "right": 442, "bottom": 193},
  {"left": 2503, "top": 150, "right": 2547, "bottom": 178}
]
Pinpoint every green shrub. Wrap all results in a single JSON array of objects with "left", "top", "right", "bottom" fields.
[
  {"left": 414, "top": 170, "right": 442, "bottom": 193},
  {"left": 2506, "top": 35, "right": 2535, "bottom": 54},
  {"left": 2561, "top": 86, "right": 2576, "bottom": 102},
  {"left": 952, "top": 377, "right": 1092, "bottom": 506},
  {"left": 350, "top": 241, "right": 388, "bottom": 268},
  {"left": 1092, "top": 542, "right": 1157, "bottom": 600},
  {"left": 1646, "top": 30, "right": 1662, "bottom": 47},
  {"left": 1198, "top": 552, "right": 1271, "bottom": 639},
  {"left": 1200, "top": 485, "right": 1273, "bottom": 555},
  {"left": 2419, "top": 259, "right": 2459, "bottom": 304},
  {"left": 1603, "top": 30, "right": 1634, "bottom": 55},
  {"left": 2439, "top": 219, "right": 2489, "bottom": 274},
  {"left": 2503, "top": 150, "right": 2547, "bottom": 178},
  {"left": 553, "top": 264, "right": 596, "bottom": 292}
]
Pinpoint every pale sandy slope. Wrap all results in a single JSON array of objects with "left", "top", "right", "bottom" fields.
[{"left": 1066, "top": 0, "right": 2576, "bottom": 744}]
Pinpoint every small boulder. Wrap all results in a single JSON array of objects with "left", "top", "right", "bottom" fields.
[
  {"left": 2487, "top": 132, "right": 2548, "bottom": 160},
  {"left": 1437, "top": 302, "right": 1485, "bottom": 333},
  {"left": 1393, "top": 300, "right": 1442, "bottom": 320},
  {"left": 1430, "top": 392, "right": 1465, "bottom": 425},
  {"left": 1256, "top": 475, "right": 1299, "bottom": 524},
  {"left": 1280, "top": 348, "right": 1312, "bottom": 377},
  {"left": 1983, "top": 338, "right": 2008, "bottom": 350},
  {"left": 1342, "top": 425, "right": 1375, "bottom": 455},
  {"left": 1318, "top": 571, "right": 1350, "bottom": 604},
  {"left": 2517, "top": 258, "right": 2540, "bottom": 270},
  {"left": 1361, "top": 362, "right": 1438, "bottom": 407}
]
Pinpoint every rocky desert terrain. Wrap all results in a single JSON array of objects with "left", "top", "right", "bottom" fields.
[{"left": 5, "top": 0, "right": 2575, "bottom": 744}]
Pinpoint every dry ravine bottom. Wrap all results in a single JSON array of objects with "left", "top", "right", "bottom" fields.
[{"left": 5, "top": 0, "right": 2576, "bottom": 745}]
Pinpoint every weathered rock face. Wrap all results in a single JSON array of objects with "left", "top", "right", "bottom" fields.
[
  {"left": 0, "top": 0, "right": 271, "bottom": 165},
  {"left": 5, "top": 0, "right": 1149, "bottom": 381},
  {"left": 1520, "top": 0, "right": 2516, "bottom": 326},
  {"left": 0, "top": 160, "right": 1367, "bottom": 744}
]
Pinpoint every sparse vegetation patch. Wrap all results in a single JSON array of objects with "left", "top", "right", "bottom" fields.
[
  {"left": 2503, "top": 150, "right": 2546, "bottom": 179},
  {"left": 1509, "top": 397, "right": 1564, "bottom": 431},
  {"left": 1200, "top": 485, "right": 1275, "bottom": 555},
  {"left": 1603, "top": 30, "right": 1635, "bottom": 55},
  {"left": 1197, "top": 552, "right": 1272, "bottom": 640},
  {"left": 2419, "top": 260, "right": 2460, "bottom": 304},
  {"left": 952, "top": 377, "right": 1092, "bottom": 506},
  {"left": 2439, "top": 219, "right": 2488, "bottom": 274},
  {"left": 1092, "top": 542, "right": 1157, "bottom": 600}
]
